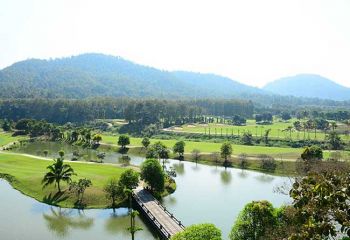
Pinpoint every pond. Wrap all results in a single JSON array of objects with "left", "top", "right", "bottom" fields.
[
  {"left": 11, "top": 141, "right": 145, "bottom": 166},
  {"left": 2, "top": 141, "right": 291, "bottom": 239},
  {"left": 0, "top": 180, "right": 157, "bottom": 240}
]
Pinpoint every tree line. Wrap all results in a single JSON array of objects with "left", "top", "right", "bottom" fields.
[{"left": 0, "top": 98, "right": 254, "bottom": 124}]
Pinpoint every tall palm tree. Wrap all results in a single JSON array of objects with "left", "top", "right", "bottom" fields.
[
  {"left": 42, "top": 158, "right": 75, "bottom": 192},
  {"left": 331, "top": 122, "right": 337, "bottom": 132},
  {"left": 312, "top": 120, "right": 317, "bottom": 139},
  {"left": 127, "top": 210, "right": 143, "bottom": 240}
]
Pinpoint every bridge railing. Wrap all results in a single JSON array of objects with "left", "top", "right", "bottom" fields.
[
  {"left": 153, "top": 198, "right": 186, "bottom": 229},
  {"left": 133, "top": 193, "right": 172, "bottom": 239}
]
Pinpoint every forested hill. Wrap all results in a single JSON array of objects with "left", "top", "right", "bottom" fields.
[
  {"left": 0, "top": 53, "right": 264, "bottom": 99},
  {"left": 263, "top": 74, "right": 350, "bottom": 101}
]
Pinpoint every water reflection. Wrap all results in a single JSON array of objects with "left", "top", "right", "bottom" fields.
[
  {"left": 43, "top": 208, "right": 94, "bottom": 237},
  {"left": 191, "top": 162, "right": 201, "bottom": 171},
  {"left": 237, "top": 170, "right": 249, "bottom": 179},
  {"left": 118, "top": 155, "right": 131, "bottom": 166},
  {"left": 173, "top": 162, "right": 185, "bottom": 175},
  {"left": 11, "top": 141, "right": 144, "bottom": 165},
  {"left": 220, "top": 169, "right": 232, "bottom": 184},
  {"left": 105, "top": 212, "right": 129, "bottom": 236},
  {"left": 254, "top": 174, "right": 275, "bottom": 183}
]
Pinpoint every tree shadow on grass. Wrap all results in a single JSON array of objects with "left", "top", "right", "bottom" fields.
[{"left": 43, "top": 191, "right": 69, "bottom": 206}]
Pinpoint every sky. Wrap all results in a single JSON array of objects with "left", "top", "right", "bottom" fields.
[{"left": 1, "top": 0, "right": 350, "bottom": 87}]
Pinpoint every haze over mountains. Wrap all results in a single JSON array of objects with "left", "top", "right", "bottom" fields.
[
  {"left": 263, "top": 74, "right": 350, "bottom": 101},
  {"left": 0, "top": 53, "right": 349, "bottom": 101}
]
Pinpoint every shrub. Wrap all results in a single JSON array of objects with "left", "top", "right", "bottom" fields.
[
  {"left": 258, "top": 154, "right": 276, "bottom": 172},
  {"left": 171, "top": 223, "right": 222, "bottom": 240}
]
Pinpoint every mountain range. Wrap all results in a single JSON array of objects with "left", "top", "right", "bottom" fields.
[{"left": 0, "top": 53, "right": 349, "bottom": 101}]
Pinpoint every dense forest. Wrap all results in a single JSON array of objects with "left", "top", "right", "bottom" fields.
[
  {"left": 0, "top": 98, "right": 254, "bottom": 124},
  {"left": 0, "top": 53, "right": 262, "bottom": 99}
]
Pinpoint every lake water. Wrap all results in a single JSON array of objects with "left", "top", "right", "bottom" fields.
[{"left": 1, "top": 141, "right": 291, "bottom": 239}]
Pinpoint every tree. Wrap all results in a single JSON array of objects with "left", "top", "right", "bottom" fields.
[
  {"left": 263, "top": 129, "right": 271, "bottom": 144},
  {"left": 171, "top": 223, "right": 222, "bottom": 240},
  {"left": 2, "top": 120, "right": 11, "bottom": 131},
  {"left": 238, "top": 153, "right": 248, "bottom": 169},
  {"left": 118, "top": 169, "right": 139, "bottom": 190},
  {"left": 124, "top": 188, "right": 133, "bottom": 210},
  {"left": 104, "top": 178, "right": 123, "bottom": 207},
  {"left": 301, "top": 145, "right": 323, "bottom": 161},
  {"left": 141, "top": 137, "right": 150, "bottom": 149},
  {"left": 15, "top": 118, "right": 33, "bottom": 132},
  {"left": 258, "top": 154, "right": 276, "bottom": 172},
  {"left": 146, "top": 141, "right": 169, "bottom": 161},
  {"left": 326, "top": 131, "right": 343, "bottom": 150},
  {"left": 230, "top": 201, "right": 276, "bottom": 240},
  {"left": 241, "top": 132, "right": 253, "bottom": 145},
  {"left": 221, "top": 142, "right": 232, "bottom": 165},
  {"left": 69, "top": 178, "right": 92, "bottom": 205},
  {"left": 140, "top": 158, "right": 165, "bottom": 193},
  {"left": 118, "top": 135, "right": 130, "bottom": 149},
  {"left": 43, "top": 150, "right": 49, "bottom": 157},
  {"left": 173, "top": 141, "right": 185, "bottom": 159},
  {"left": 211, "top": 152, "right": 220, "bottom": 164},
  {"left": 281, "top": 112, "right": 291, "bottom": 121},
  {"left": 92, "top": 134, "right": 102, "bottom": 145},
  {"left": 284, "top": 126, "right": 293, "bottom": 140},
  {"left": 293, "top": 121, "right": 302, "bottom": 131},
  {"left": 289, "top": 168, "right": 350, "bottom": 239},
  {"left": 58, "top": 150, "right": 65, "bottom": 159},
  {"left": 191, "top": 149, "right": 201, "bottom": 163},
  {"left": 42, "top": 158, "right": 75, "bottom": 192},
  {"left": 331, "top": 121, "right": 338, "bottom": 132},
  {"left": 127, "top": 210, "right": 143, "bottom": 240}
]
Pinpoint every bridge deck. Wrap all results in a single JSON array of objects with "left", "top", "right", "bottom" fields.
[{"left": 133, "top": 187, "right": 185, "bottom": 239}]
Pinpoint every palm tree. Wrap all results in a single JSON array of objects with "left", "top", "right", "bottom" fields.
[
  {"left": 42, "top": 158, "right": 75, "bottom": 192},
  {"left": 331, "top": 122, "right": 337, "bottom": 132},
  {"left": 312, "top": 120, "right": 317, "bottom": 139},
  {"left": 127, "top": 210, "right": 143, "bottom": 240}
]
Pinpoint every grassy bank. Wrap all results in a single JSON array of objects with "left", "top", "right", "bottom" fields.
[
  {"left": 101, "top": 134, "right": 304, "bottom": 156},
  {"left": 0, "top": 152, "right": 126, "bottom": 208},
  {"left": 101, "top": 133, "right": 347, "bottom": 161},
  {"left": 101, "top": 133, "right": 304, "bottom": 159},
  {"left": 0, "top": 132, "right": 28, "bottom": 147}
]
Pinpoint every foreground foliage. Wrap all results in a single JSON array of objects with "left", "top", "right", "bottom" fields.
[
  {"left": 289, "top": 165, "right": 350, "bottom": 239},
  {"left": 171, "top": 223, "right": 222, "bottom": 240},
  {"left": 230, "top": 201, "right": 276, "bottom": 240}
]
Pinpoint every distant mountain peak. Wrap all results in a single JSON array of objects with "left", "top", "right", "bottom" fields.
[{"left": 263, "top": 74, "right": 350, "bottom": 100}]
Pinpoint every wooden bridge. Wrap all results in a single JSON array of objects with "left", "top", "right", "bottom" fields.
[{"left": 133, "top": 187, "right": 185, "bottom": 239}]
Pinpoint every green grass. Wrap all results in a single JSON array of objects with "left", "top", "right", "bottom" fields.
[
  {"left": 101, "top": 133, "right": 303, "bottom": 159},
  {"left": 0, "top": 132, "right": 28, "bottom": 147},
  {"left": 101, "top": 133, "right": 348, "bottom": 161},
  {"left": 0, "top": 152, "right": 126, "bottom": 208},
  {"left": 167, "top": 118, "right": 349, "bottom": 141}
]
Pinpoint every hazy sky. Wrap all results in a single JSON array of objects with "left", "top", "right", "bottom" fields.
[{"left": 1, "top": 0, "right": 350, "bottom": 87}]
